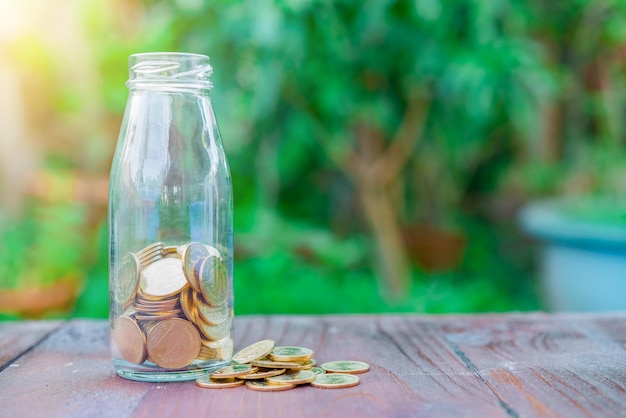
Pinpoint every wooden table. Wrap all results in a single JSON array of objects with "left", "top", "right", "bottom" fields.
[{"left": 1, "top": 313, "right": 625, "bottom": 417}]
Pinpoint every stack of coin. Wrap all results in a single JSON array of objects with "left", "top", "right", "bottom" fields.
[
  {"left": 112, "top": 241, "right": 232, "bottom": 370},
  {"left": 137, "top": 242, "right": 166, "bottom": 268},
  {"left": 195, "top": 340, "right": 369, "bottom": 391}
]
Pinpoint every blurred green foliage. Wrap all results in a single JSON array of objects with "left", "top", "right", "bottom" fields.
[
  {"left": 4, "top": 0, "right": 626, "bottom": 318},
  {"left": 0, "top": 168, "right": 88, "bottom": 289}
]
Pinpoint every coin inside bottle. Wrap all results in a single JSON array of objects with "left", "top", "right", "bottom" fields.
[{"left": 112, "top": 241, "right": 233, "bottom": 372}]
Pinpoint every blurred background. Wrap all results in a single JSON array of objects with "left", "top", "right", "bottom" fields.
[{"left": 2, "top": 0, "right": 626, "bottom": 319}]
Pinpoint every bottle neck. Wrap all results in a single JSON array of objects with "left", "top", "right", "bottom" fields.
[
  {"left": 127, "top": 83, "right": 212, "bottom": 94},
  {"left": 127, "top": 53, "right": 213, "bottom": 93}
]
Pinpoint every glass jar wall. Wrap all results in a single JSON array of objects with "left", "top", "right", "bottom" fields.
[{"left": 108, "top": 53, "right": 233, "bottom": 382}]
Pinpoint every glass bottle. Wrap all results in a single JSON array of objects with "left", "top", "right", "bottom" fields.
[{"left": 108, "top": 53, "right": 233, "bottom": 382}]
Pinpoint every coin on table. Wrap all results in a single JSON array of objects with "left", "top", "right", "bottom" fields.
[
  {"left": 251, "top": 358, "right": 302, "bottom": 369},
  {"left": 321, "top": 360, "right": 370, "bottom": 374},
  {"left": 289, "top": 358, "right": 317, "bottom": 370},
  {"left": 146, "top": 318, "right": 201, "bottom": 369},
  {"left": 112, "top": 316, "right": 146, "bottom": 364},
  {"left": 245, "top": 380, "right": 296, "bottom": 392},
  {"left": 198, "top": 255, "right": 228, "bottom": 306},
  {"left": 196, "top": 376, "right": 244, "bottom": 389},
  {"left": 115, "top": 253, "right": 140, "bottom": 304},
  {"left": 140, "top": 258, "right": 188, "bottom": 298},
  {"left": 266, "top": 370, "right": 316, "bottom": 385},
  {"left": 311, "top": 367, "right": 325, "bottom": 375},
  {"left": 311, "top": 373, "right": 360, "bottom": 389},
  {"left": 236, "top": 368, "right": 286, "bottom": 380},
  {"left": 210, "top": 364, "right": 257, "bottom": 379},
  {"left": 268, "top": 346, "right": 314, "bottom": 362},
  {"left": 232, "top": 340, "right": 275, "bottom": 364}
]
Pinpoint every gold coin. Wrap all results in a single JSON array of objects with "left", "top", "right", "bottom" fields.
[
  {"left": 134, "top": 311, "right": 183, "bottom": 321},
  {"left": 289, "top": 358, "right": 317, "bottom": 370},
  {"left": 139, "top": 253, "right": 164, "bottom": 269},
  {"left": 136, "top": 242, "right": 164, "bottom": 257},
  {"left": 205, "top": 244, "right": 222, "bottom": 258},
  {"left": 197, "top": 349, "right": 218, "bottom": 361},
  {"left": 198, "top": 336, "right": 233, "bottom": 361},
  {"left": 163, "top": 246, "right": 179, "bottom": 257},
  {"left": 114, "top": 253, "right": 140, "bottom": 304},
  {"left": 146, "top": 318, "right": 201, "bottom": 369},
  {"left": 112, "top": 316, "right": 147, "bottom": 364},
  {"left": 135, "top": 307, "right": 183, "bottom": 316},
  {"left": 232, "top": 340, "right": 275, "bottom": 364},
  {"left": 197, "top": 316, "right": 232, "bottom": 341},
  {"left": 177, "top": 243, "right": 221, "bottom": 258},
  {"left": 245, "top": 380, "right": 295, "bottom": 392},
  {"left": 140, "top": 319, "right": 159, "bottom": 335},
  {"left": 134, "top": 296, "right": 180, "bottom": 311},
  {"left": 311, "top": 373, "right": 360, "bottom": 389},
  {"left": 137, "top": 245, "right": 164, "bottom": 260},
  {"left": 236, "top": 368, "right": 286, "bottom": 380},
  {"left": 196, "top": 376, "right": 244, "bottom": 389},
  {"left": 176, "top": 244, "right": 188, "bottom": 256},
  {"left": 135, "top": 294, "right": 180, "bottom": 305},
  {"left": 182, "top": 242, "right": 208, "bottom": 292},
  {"left": 266, "top": 370, "right": 316, "bottom": 385},
  {"left": 194, "top": 294, "right": 229, "bottom": 325},
  {"left": 197, "top": 350, "right": 219, "bottom": 361},
  {"left": 321, "top": 360, "right": 370, "bottom": 374},
  {"left": 135, "top": 290, "right": 182, "bottom": 302},
  {"left": 198, "top": 256, "right": 228, "bottom": 306},
  {"left": 134, "top": 305, "right": 182, "bottom": 315},
  {"left": 210, "top": 364, "right": 257, "bottom": 379},
  {"left": 180, "top": 287, "right": 199, "bottom": 323},
  {"left": 269, "top": 346, "right": 314, "bottom": 362},
  {"left": 311, "top": 367, "right": 325, "bottom": 375},
  {"left": 251, "top": 358, "right": 301, "bottom": 369},
  {"left": 140, "top": 258, "right": 188, "bottom": 298}
]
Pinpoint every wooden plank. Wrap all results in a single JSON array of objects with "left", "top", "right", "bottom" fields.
[
  {"left": 0, "top": 320, "right": 61, "bottom": 370},
  {"left": 436, "top": 313, "right": 626, "bottom": 418},
  {"left": 0, "top": 316, "right": 507, "bottom": 418},
  {"left": 0, "top": 314, "right": 624, "bottom": 418}
]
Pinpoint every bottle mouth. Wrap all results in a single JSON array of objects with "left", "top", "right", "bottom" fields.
[{"left": 127, "top": 52, "right": 213, "bottom": 90}]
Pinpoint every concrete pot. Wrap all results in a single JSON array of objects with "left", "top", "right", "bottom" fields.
[{"left": 519, "top": 198, "right": 626, "bottom": 312}]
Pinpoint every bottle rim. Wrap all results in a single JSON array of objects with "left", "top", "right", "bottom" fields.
[{"left": 126, "top": 52, "right": 213, "bottom": 90}]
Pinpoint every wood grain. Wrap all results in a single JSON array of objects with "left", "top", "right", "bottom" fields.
[
  {"left": 436, "top": 313, "right": 626, "bottom": 418},
  {"left": 0, "top": 314, "right": 624, "bottom": 418},
  {"left": 0, "top": 320, "right": 61, "bottom": 370}
]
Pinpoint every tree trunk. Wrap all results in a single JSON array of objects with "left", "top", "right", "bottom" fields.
[{"left": 359, "top": 184, "right": 410, "bottom": 301}]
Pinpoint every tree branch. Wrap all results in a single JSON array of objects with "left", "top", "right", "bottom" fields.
[{"left": 373, "top": 92, "right": 430, "bottom": 187}]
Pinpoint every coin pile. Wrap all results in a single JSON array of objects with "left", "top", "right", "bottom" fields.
[
  {"left": 195, "top": 340, "right": 369, "bottom": 391},
  {"left": 112, "top": 241, "right": 232, "bottom": 369}
]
